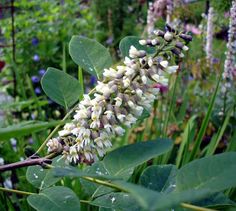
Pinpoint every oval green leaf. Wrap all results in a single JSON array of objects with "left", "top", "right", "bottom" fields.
[
  {"left": 69, "top": 36, "right": 112, "bottom": 78},
  {"left": 139, "top": 165, "right": 177, "bottom": 193},
  {"left": 27, "top": 186, "right": 80, "bottom": 211},
  {"left": 176, "top": 152, "right": 236, "bottom": 192},
  {"left": 103, "top": 139, "right": 173, "bottom": 176},
  {"left": 0, "top": 120, "right": 62, "bottom": 140},
  {"left": 26, "top": 156, "right": 66, "bottom": 189},
  {"left": 41, "top": 67, "right": 82, "bottom": 109}
]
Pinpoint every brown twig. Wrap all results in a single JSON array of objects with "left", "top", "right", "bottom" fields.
[{"left": 0, "top": 157, "right": 52, "bottom": 172}]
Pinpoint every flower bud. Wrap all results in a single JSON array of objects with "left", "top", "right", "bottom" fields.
[
  {"left": 139, "top": 40, "right": 147, "bottom": 45},
  {"left": 179, "top": 34, "right": 192, "bottom": 42},
  {"left": 154, "top": 30, "right": 165, "bottom": 37},
  {"left": 151, "top": 38, "right": 160, "bottom": 46},
  {"left": 164, "top": 32, "right": 173, "bottom": 41}
]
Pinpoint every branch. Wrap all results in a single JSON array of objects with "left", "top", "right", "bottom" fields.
[{"left": 0, "top": 156, "right": 52, "bottom": 172}]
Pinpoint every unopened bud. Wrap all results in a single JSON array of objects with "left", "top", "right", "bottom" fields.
[
  {"left": 139, "top": 40, "right": 147, "bottom": 45},
  {"left": 179, "top": 34, "right": 192, "bottom": 42},
  {"left": 154, "top": 30, "right": 165, "bottom": 37},
  {"left": 164, "top": 32, "right": 173, "bottom": 42}
]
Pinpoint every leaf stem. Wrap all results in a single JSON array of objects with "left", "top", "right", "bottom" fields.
[
  {"left": 0, "top": 187, "right": 34, "bottom": 196},
  {"left": 181, "top": 203, "right": 217, "bottom": 211},
  {"left": 78, "top": 66, "right": 84, "bottom": 98},
  {"left": 80, "top": 199, "right": 91, "bottom": 204},
  {"left": 82, "top": 177, "right": 127, "bottom": 193}
]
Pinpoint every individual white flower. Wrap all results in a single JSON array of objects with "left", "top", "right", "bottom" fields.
[
  {"left": 104, "top": 110, "right": 114, "bottom": 120},
  {"left": 104, "top": 124, "right": 113, "bottom": 134},
  {"left": 141, "top": 75, "right": 148, "bottom": 84},
  {"left": 124, "top": 114, "right": 137, "bottom": 127},
  {"left": 115, "top": 97, "right": 122, "bottom": 107},
  {"left": 151, "top": 38, "right": 159, "bottom": 45},
  {"left": 116, "top": 113, "right": 126, "bottom": 122},
  {"left": 152, "top": 74, "right": 160, "bottom": 82},
  {"left": 4, "top": 178, "right": 12, "bottom": 189},
  {"left": 71, "top": 127, "right": 80, "bottom": 136},
  {"left": 183, "top": 46, "right": 189, "bottom": 51},
  {"left": 124, "top": 56, "right": 133, "bottom": 66},
  {"left": 123, "top": 77, "right": 131, "bottom": 88},
  {"left": 136, "top": 88, "right": 143, "bottom": 97},
  {"left": 74, "top": 109, "right": 89, "bottom": 120},
  {"left": 47, "top": 138, "right": 62, "bottom": 153},
  {"left": 90, "top": 120, "right": 101, "bottom": 129},
  {"left": 139, "top": 40, "right": 147, "bottom": 45},
  {"left": 148, "top": 58, "right": 154, "bottom": 67},
  {"left": 129, "top": 45, "right": 140, "bottom": 58},
  {"left": 69, "top": 146, "right": 79, "bottom": 163},
  {"left": 80, "top": 94, "right": 92, "bottom": 106},
  {"left": 166, "top": 65, "right": 179, "bottom": 73},
  {"left": 125, "top": 67, "right": 135, "bottom": 76},
  {"left": 128, "top": 100, "right": 135, "bottom": 109},
  {"left": 164, "top": 32, "right": 173, "bottom": 41},
  {"left": 84, "top": 151, "right": 93, "bottom": 161},
  {"left": 0, "top": 157, "right": 4, "bottom": 165},
  {"left": 114, "top": 126, "right": 126, "bottom": 136},
  {"left": 96, "top": 148, "right": 105, "bottom": 157},
  {"left": 160, "top": 60, "right": 168, "bottom": 68},
  {"left": 133, "top": 106, "right": 144, "bottom": 117}
]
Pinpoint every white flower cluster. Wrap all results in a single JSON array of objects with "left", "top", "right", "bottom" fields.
[
  {"left": 223, "top": 0, "right": 236, "bottom": 81},
  {"left": 205, "top": 7, "right": 214, "bottom": 66},
  {"left": 47, "top": 27, "right": 191, "bottom": 164}
]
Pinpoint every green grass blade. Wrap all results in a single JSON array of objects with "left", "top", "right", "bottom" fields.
[
  {"left": 205, "top": 108, "right": 232, "bottom": 156},
  {"left": 189, "top": 74, "right": 221, "bottom": 161},
  {"left": 176, "top": 115, "right": 197, "bottom": 168}
]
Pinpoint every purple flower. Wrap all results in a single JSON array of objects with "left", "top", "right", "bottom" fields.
[
  {"left": 31, "top": 75, "right": 40, "bottom": 83},
  {"left": 32, "top": 37, "right": 39, "bottom": 46},
  {"left": 33, "top": 54, "right": 40, "bottom": 62},
  {"left": 34, "top": 87, "right": 41, "bottom": 95},
  {"left": 106, "top": 36, "right": 114, "bottom": 45},
  {"left": 212, "top": 58, "right": 220, "bottom": 64},
  {"left": 38, "top": 69, "right": 46, "bottom": 76},
  {"left": 90, "top": 75, "right": 97, "bottom": 86},
  {"left": 48, "top": 99, "right": 54, "bottom": 104},
  {"left": 31, "top": 113, "right": 36, "bottom": 120},
  {"left": 154, "top": 83, "right": 168, "bottom": 94},
  {"left": 28, "top": 137, "right": 34, "bottom": 145}
]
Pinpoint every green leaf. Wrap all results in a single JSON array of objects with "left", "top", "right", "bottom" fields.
[
  {"left": 26, "top": 157, "right": 66, "bottom": 190},
  {"left": 80, "top": 162, "right": 118, "bottom": 199},
  {"left": 53, "top": 165, "right": 119, "bottom": 181},
  {"left": 195, "top": 192, "right": 236, "bottom": 209},
  {"left": 139, "top": 165, "right": 177, "bottom": 193},
  {"left": 119, "top": 36, "right": 155, "bottom": 58},
  {"left": 82, "top": 140, "right": 172, "bottom": 199},
  {"left": 27, "top": 186, "right": 80, "bottom": 211},
  {"left": 177, "top": 152, "right": 236, "bottom": 192},
  {"left": 0, "top": 120, "right": 62, "bottom": 140},
  {"left": 103, "top": 139, "right": 173, "bottom": 176},
  {"left": 90, "top": 192, "right": 141, "bottom": 211},
  {"left": 41, "top": 67, "right": 82, "bottom": 109},
  {"left": 69, "top": 36, "right": 112, "bottom": 78}
]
